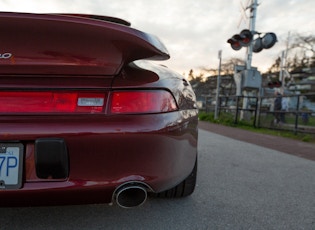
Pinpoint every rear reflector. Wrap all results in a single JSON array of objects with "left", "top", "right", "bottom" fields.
[
  {"left": 110, "top": 90, "right": 178, "bottom": 114},
  {"left": 77, "top": 98, "right": 104, "bottom": 107},
  {"left": 0, "top": 91, "right": 106, "bottom": 114}
]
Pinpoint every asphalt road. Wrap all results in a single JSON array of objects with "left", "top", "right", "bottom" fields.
[{"left": 1, "top": 129, "right": 315, "bottom": 230}]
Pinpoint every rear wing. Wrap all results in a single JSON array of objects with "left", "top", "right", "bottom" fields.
[{"left": 0, "top": 12, "right": 170, "bottom": 75}]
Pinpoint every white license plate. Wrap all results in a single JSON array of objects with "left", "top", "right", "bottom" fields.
[{"left": 0, "top": 143, "right": 23, "bottom": 189}]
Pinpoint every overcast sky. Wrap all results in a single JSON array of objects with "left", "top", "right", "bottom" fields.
[{"left": 1, "top": 0, "right": 314, "bottom": 77}]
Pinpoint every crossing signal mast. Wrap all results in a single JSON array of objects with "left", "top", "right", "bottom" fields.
[
  {"left": 226, "top": 0, "right": 278, "bottom": 92},
  {"left": 225, "top": 0, "right": 279, "bottom": 121}
]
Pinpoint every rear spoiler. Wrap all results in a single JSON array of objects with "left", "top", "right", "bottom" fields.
[
  {"left": 0, "top": 12, "right": 170, "bottom": 75},
  {"left": 57, "top": 13, "right": 132, "bottom": 26}
]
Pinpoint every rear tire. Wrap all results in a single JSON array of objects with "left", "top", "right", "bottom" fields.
[{"left": 157, "top": 158, "right": 197, "bottom": 198}]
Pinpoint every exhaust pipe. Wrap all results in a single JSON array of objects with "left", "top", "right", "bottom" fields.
[{"left": 114, "top": 183, "right": 148, "bottom": 208}]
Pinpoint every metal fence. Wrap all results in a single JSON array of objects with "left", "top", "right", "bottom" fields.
[{"left": 201, "top": 93, "right": 315, "bottom": 135}]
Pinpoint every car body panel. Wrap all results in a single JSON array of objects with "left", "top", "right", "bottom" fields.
[
  {"left": 0, "top": 112, "right": 197, "bottom": 206},
  {"left": 0, "top": 12, "right": 169, "bottom": 75},
  {"left": 0, "top": 12, "right": 198, "bottom": 207}
]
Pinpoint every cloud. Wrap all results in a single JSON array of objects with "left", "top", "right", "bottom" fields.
[{"left": 0, "top": 0, "right": 313, "bottom": 76}]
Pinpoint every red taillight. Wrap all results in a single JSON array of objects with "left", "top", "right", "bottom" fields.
[
  {"left": 110, "top": 90, "right": 178, "bottom": 114},
  {"left": 0, "top": 91, "right": 106, "bottom": 114}
]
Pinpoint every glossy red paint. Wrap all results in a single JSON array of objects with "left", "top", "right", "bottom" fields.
[
  {"left": 0, "top": 12, "right": 198, "bottom": 207},
  {"left": 0, "top": 12, "right": 169, "bottom": 75}
]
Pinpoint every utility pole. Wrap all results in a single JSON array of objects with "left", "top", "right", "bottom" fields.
[{"left": 214, "top": 50, "right": 222, "bottom": 120}]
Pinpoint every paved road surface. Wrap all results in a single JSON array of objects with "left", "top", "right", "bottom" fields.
[
  {"left": 198, "top": 121, "right": 315, "bottom": 161},
  {"left": 1, "top": 128, "right": 315, "bottom": 229}
]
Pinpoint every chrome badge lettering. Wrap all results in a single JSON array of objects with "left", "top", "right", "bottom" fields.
[{"left": 0, "top": 53, "right": 12, "bottom": 59}]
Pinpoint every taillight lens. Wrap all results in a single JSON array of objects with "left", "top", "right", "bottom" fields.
[
  {"left": 110, "top": 90, "right": 178, "bottom": 114},
  {"left": 0, "top": 90, "right": 177, "bottom": 115},
  {"left": 0, "top": 91, "right": 106, "bottom": 114}
]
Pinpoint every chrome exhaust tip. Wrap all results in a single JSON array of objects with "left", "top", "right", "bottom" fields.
[{"left": 114, "top": 183, "right": 148, "bottom": 208}]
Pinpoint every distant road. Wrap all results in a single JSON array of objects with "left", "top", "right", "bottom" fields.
[{"left": 1, "top": 129, "right": 315, "bottom": 229}]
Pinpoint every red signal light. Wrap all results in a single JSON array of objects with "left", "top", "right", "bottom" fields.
[
  {"left": 267, "top": 80, "right": 282, "bottom": 88},
  {"left": 227, "top": 29, "right": 253, "bottom": 50},
  {"left": 227, "top": 37, "right": 242, "bottom": 51},
  {"left": 238, "top": 29, "right": 253, "bottom": 46}
]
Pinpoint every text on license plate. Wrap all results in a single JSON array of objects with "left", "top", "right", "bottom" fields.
[{"left": 0, "top": 144, "right": 23, "bottom": 189}]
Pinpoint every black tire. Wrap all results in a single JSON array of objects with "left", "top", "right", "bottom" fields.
[{"left": 157, "top": 158, "right": 197, "bottom": 198}]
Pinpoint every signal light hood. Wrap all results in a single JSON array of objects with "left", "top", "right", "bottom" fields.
[{"left": 227, "top": 29, "right": 253, "bottom": 51}]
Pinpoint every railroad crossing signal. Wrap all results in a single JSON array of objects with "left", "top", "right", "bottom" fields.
[
  {"left": 252, "top": 32, "right": 277, "bottom": 53},
  {"left": 227, "top": 29, "right": 253, "bottom": 51},
  {"left": 227, "top": 30, "right": 277, "bottom": 53},
  {"left": 267, "top": 80, "right": 282, "bottom": 88}
]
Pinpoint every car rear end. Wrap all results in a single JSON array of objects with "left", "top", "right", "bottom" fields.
[{"left": 0, "top": 12, "right": 198, "bottom": 207}]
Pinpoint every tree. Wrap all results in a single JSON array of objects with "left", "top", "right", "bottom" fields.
[
  {"left": 291, "top": 34, "right": 315, "bottom": 55},
  {"left": 187, "top": 69, "right": 204, "bottom": 86},
  {"left": 220, "top": 58, "right": 245, "bottom": 75},
  {"left": 202, "top": 58, "right": 245, "bottom": 75},
  {"left": 189, "top": 58, "right": 241, "bottom": 100},
  {"left": 267, "top": 57, "right": 281, "bottom": 73},
  {"left": 266, "top": 33, "right": 315, "bottom": 74},
  {"left": 287, "top": 33, "right": 315, "bottom": 71}
]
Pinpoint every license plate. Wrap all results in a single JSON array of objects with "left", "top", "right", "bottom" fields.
[{"left": 0, "top": 143, "right": 23, "bottom": 189}]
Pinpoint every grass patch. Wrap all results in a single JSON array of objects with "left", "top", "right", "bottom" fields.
[{"left": 199, "top": 111, "right": 315, "bottom": 143}]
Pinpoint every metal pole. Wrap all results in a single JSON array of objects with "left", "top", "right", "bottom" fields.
[
  {"left": 280, "top": 32, "right": 291, "bottom": 90},
  {"left": 294, "top": 96, "right": 300, "bottom": 135},
  {"left": 242, "top": 0, "right": 258, "bottom": 120},
  {"left": 246, "top": 0, "right": 258, "bottom": 70},
  {"left": 235, "top": 96, "right": 239, "bottom": 124},
  {"left": 214, "top": 50, "right": 222, "bottom": 119},
  {"left": 279, "top": 50, "right": 285, "bottom": 82}
]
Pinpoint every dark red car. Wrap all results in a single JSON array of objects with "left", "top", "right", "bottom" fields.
[{"left": 0, "top": 12, "right": 198, "bottom": 208}]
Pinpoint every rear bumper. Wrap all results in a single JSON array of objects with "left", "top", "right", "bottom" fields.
[{"left": 0, "top": 110, "right": 198, "bottom": 206}]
